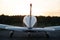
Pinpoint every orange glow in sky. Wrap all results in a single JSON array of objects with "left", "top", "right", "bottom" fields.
[{"left": 0, "top": 0, "right": 60, "bottom": 16}]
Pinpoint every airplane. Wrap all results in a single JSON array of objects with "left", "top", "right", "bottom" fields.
[{"left": 0, "top": 3, "right": 60, "bottom": 38}]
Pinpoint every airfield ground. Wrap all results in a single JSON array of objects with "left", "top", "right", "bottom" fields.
[{"left": 0, "top": 30, "right": 60, "bottom": 40}]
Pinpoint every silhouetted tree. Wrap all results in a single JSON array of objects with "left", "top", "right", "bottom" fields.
[{"left": 0, "top": 15, "right": 60, "bottom": 27}]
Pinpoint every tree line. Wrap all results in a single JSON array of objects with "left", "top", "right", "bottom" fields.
[{"left": 0, "top": 14, "right": 60, "bottom": 27}]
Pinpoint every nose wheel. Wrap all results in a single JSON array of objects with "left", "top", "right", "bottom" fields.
[{"left": 27, "top": 32, "right": 31, "bottom": 37}]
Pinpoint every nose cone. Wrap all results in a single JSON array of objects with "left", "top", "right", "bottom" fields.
[{"left": 23, "top": 16, "right": 37, "bottom": 27}]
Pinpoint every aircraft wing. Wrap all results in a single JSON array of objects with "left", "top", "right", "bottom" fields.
[
  {"left": 31, "top": 28, "right": 55, "bottom": 32},
  {"left": 0, "top": 24, "right": 55, "bottom": 32},
  {"left": 0, "top": 24, "right": 28, "bottom": 32},
  {"left": 31, "top": 26, "right": 60, "bottom": 32},
  {"left": 0, "top": 24, "right": 60, "bottom": 32},
  {"left": 44, "top": 26, "right": 60, "bottom": 31},
  {"left": 31, "top": 25, "right": 60, "bottom": 31}
]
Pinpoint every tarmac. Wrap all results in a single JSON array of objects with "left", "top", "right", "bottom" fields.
[{"left": 0, "top": 30, "right": 60, "bottom": 40}]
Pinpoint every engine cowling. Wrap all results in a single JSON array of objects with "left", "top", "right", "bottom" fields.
[{"left": 23, "top": 16, "right": 37, "bottom": 28}]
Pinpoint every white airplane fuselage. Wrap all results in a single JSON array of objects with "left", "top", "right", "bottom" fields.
[
  {"left": 23, "top": 3, "right": 37, "bottom": 29},
  {"left": 23, "top": 16, "right": 37, "bottom": 29}
]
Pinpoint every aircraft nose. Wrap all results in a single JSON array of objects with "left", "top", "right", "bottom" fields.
[{"left": 23, "top": 16, "right": 37, "bottom": 27}]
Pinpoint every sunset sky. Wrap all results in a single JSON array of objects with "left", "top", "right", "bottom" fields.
[{"left": 0, "top": 0, "right": 60, "bottom": 16}]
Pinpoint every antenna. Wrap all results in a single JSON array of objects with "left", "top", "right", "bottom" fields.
[
  {"left": 29, "top": 3, "right": 32, "bottom": 29},
  {"left": 30, "top": 3, "right": 32, "bottom": 17}
]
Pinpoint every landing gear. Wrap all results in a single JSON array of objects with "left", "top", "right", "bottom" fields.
[
  {"left": 44, "top": 31, "right": 49, "bottom": 38},
  {"left": 27, "top": 32, "right": 31, "bottom": 37},
  {"left": 9, "top": 31, "right": 14, "bottom": 38}
]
